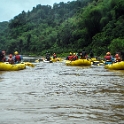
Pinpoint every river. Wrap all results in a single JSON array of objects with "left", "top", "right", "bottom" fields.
[{"left": 0, "top": 58, "right": 124, "bottom": 124}]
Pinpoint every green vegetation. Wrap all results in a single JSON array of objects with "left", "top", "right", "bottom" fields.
[{"left": 0, "top": 0, "right": 124, "bottom": 56}]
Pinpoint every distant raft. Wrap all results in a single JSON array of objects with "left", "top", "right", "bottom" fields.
[
  {"left": 51, "top": 58, "right": 63, "bottom": 62},
  {"left": 43, "top": 59, "right": 53, "bottom": 63},
  {"left": 89, "top": 58, "right": 104, "bottom": 65},
  {"left": 105, "top": 61, "right": 124, "bottom": 70},
  {"left": 65, "top": 59, "right": 91, "bottom": 66},
  {"left": 0, "top": 62, "right": 26, "bottom": 71}
]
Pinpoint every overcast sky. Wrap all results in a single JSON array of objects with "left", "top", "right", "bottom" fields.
[{"left": 0, "top": 0, "right": 74, "bottom": 22}]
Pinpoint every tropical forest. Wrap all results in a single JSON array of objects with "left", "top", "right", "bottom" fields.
[{"left": 0, "top": 0, "right": 124, "bottom": 57}]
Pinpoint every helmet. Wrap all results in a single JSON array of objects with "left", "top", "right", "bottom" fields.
[
  {"left": 106, "top": 52, "right": 111, "bottom": 55},
  {"left": 14, "top": 51, "right": 18, "bottom": 55},
  {"left": 73, "top": 53, "right": 75, "bottom": 55},
  {"left": 70, "top": 52, "right": 72, "bottom": 55},
  {"left": 115, "top": 54, "right": 119, "bottom": 57},
  {"left": 9, "top": 54, "right": 12, "bottom": 58}
]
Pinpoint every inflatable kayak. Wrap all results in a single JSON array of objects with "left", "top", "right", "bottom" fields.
[
  {"left": 43, "top": 59, "right": 53, "bottom": 63},
  {"left": 89, "top": 58, "right": 97, "bottom": 62},
  {"left": 88, "top": 58, "right": 104, "bottom": 65},
  {"left": 66, "top": 59, "right": 91, "bottom": 66},
  {"left": 0, "top": 62, "right": 26, "bottom": 71},
  {"left": 105, "top": 61, "right": 124, "bottom": 70}
]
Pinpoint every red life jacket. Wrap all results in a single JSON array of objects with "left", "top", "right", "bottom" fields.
[
  {"left": 15, "top": 55, "right": 21, "bottom": 61},
  {"left": 72, "top": 55, "right": 77, "bottom": 60},
  {"left": 104, "top": 55, "right": 111, "bottom": 61},
  {"left": 68, "top": 55, "right": 73, "bottom": 60}
]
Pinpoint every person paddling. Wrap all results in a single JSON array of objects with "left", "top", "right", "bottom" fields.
[
  {"left": 72, "top": 53, "right": 78, "bottom": 61},
  {"left": 14, "top": 51, "right": 23, "bottom": 63},
  {"left": 46, "top": 51, "right": 51, "bottom": 61},
  {"left": 104, "top": 52, "right": 114, "bottom": 64},
  {"left": 66, "top": 52, "right": 73, "bottom": 60},
  {"left": 53, "top": 53, "right": 57, "bottom": 59},
  {"left": 8, "top": 54, "right": 14, "bottom": 64},
  {"left": 115, "top": 53, "right": 121, "bottom": 62},
  {"left": 80, "top": 49, "right": 87, "bottom": 59},
  {"left": 2, "top": 50, "right": 7, "bottom": 62}
]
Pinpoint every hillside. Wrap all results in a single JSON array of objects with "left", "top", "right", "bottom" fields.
[{"left": 0, "top": 0, "right": 124, "bottom": 56}]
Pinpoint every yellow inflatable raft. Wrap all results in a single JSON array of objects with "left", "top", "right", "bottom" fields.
[
  {"left": 51, "top": 58, "right": 63, "bottom": 62},
  {"left": 66, "top": 59, "right": 91, "bottom": 66},
  {"left": 105, "top": 61, "right": 124, "bottom": 70},
  {"left": 89, "top": 57, "right": 97, "bottom": 62},
  {"left": 23, "top": 62, "right": 35, "bottom": 67},
  {"left": 0, "top": 62, "right": 26, "bottom": 71}
]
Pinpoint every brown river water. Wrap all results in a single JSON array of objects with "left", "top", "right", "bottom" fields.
[{"left": 0, "top": 57, "right": 124, "bottom": 124}]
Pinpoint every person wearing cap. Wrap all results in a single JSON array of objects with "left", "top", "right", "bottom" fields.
[
  {"left": 72, "top": 53, "right": 78, "bottom": 61},
  {"left": 14, "top": 51, "right": 23, "bottom": 63},
  {"left": 104, "top": 52, "right": 114, "bottom": 63},
  {"left": 66, "top": 52, "right": 73, "bottom": 60}
]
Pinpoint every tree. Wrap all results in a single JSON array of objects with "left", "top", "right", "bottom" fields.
[{"left": 109, "top": 38, "right": 124, "bottom": 54}]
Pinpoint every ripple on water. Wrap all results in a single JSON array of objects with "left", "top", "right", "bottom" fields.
[{"left": 0, "top": 61, "right": 124, "bottom": 124}]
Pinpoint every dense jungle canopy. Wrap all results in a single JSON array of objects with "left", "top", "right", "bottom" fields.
[{"left": 0, "top": 0, "right": 124, "bottom": 56}]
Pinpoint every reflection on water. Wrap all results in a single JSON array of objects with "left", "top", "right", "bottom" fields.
[{"left": 0, "top": 58, "right": 124, "bottom": 124}]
